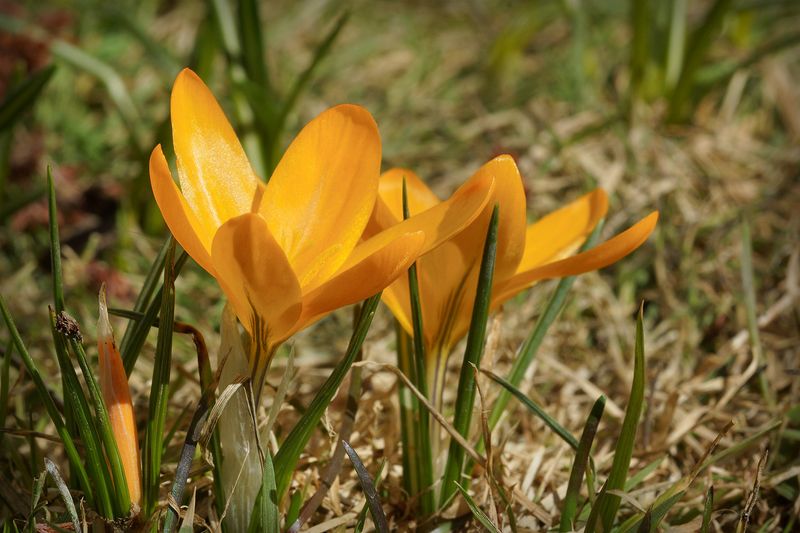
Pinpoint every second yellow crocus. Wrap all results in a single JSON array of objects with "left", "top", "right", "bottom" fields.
[
  {"left": 150, "top": 69, "right": 496, "bottom": 395},
  {"left": 370, "top": 157, "right": 658, "bottom": 405}
]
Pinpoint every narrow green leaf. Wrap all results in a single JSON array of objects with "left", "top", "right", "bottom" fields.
[
  {"left": 247, "top": 450, "right": 279, "bottom": 533},
  {"left": 595, "top": 305, "right": 647, "bottom": 531},
  {"left": 274, "top": 293, "right": 382, "bottom": 497},
  {"left": 667, "top": 0, "right": 734, "bottom": 122},
  {"left": 0, "top": 340, "right": 11, "bottom": 448},
  {"left": 122, "top": 248, "right": 187, "bottom": 375},
  {"left": 482, "top": 368, "right": 578, "bottom": 450},
  {"left": 628, "top": 0, "right": 649, "bottom": 102},
  {"left": 67, "top": 332, "right": 131, "bottom": 515},
  {"left": 624, "top": 456, "right": 664, "bottom": 491},
  {"left": 700, "top": 486, "right": 714, "bottom": 533},
  {"left": 119, "top": 237, "right": 171, "bottom": 356},
  {"left": 354, "top": 460, "right": 387, "bottom": 533},
  {"left": 560, "top": 395, "right": 605, "bottom": 531},
  {"left": 740, "top": 217, "right": 774, "bottom": 408},
  {"left": 50, "top": 312, "right": 115, "bottom": 518},
  {"left": 395, "top": 325, "right": 420, "bottom": 496},
  {"left": 0, "top": 296, "right": 93, "bottom": 507},
  {"left": 664, "top": 0, "right": 687, "bottom": 90},
  {"left": 237, "top": 0, "right": 269, "bottom": 90},
  {"left": 0, "top": 65, "right": 55, "bottom": 132},
  {"left": 31, "top": 469, "right": 46, "bottom": 509},
  {"left": 44, "top": 458, "right": 81, "bottom": 532},
  {"left": 143, "top": 242, "right": 177, "bottom": 517},
  {"left": 402, "top": 178, "right": 435, "bottom": 515},
  {"left": 343, "top": 440, "right": 389, "bottom": 533},
  {"left": 440, "top": 205, "right": 500, "bottom": 507},
  {"left": 486, "top": 221, "right": 604, "bottom": 432},
  {"left": 46, "top": 166, "right": 64, "bottom": 314},
  {"left": 454, "top": 482, "right": 501, "bottom": 533},
  {"left": 267, "top": 12, "right": 349, "bottom": 172}
]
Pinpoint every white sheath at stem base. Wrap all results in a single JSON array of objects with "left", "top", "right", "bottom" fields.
[{"left": 217, "top": 304, "right": 262, "bottom": 532}]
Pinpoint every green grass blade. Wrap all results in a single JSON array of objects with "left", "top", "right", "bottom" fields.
[
  {"left": 142, "top": 243, "right": 177, "bottom": 517},
  {"left": 274, "top": 293, "right": 382, "bottom": 497},
  {"left": 486, "top": 221, "right": 604, "bottom": 432},
  {"left": 482, "top": 368, "right": 579, "bottom": 450},
  {"left": 595, "top": 304, "right": 647, "bottom": 531},
  {"left": 628, "top": 0, "right": 649, "bottom": 103},
  {"left": 0, "top": 340, "right": 10, "bottom": 448},
  {"left": 45, "top": 167, "right": 78, "bottom": 489},
  {"left": 119, "top": 237, "right": 171, "bottom": 355},
  {"left": 343, "top": 440, "right": 389, "bottom": 533},
  {"left": 67, "top": 334, "right": 131, "bottom": 515},
  {"left": 354, "top": 460, "right": 387, "bottom": 533},
  {"left": 247, "top": 450, "right": 279, "bottom": 533},
  {"left": 665, "top": 0, "right": 688, "bottom": 90},
  {"left": 122, "top": 248, "right": 187, "bottom": 375},
  {"left": 237, "top": 0, "right": 269, "bottom": 90},
  {"left": 402, "top": 179, "right": 435, "bottom": 515},
  {"left": 50, "top": 313, "right": 115, "bottom": 518},
  {"left": 394, "top": 325, "right": 419, "bottom": 496},
  {"left": 268, "top": 12, "right": 348, "bottom": 171},
  {"left": 0, "top": 298, "right": 94, "bottom": 508},
  {"left": 624, "top": 456, "right": 664, "bottom": 491},
  {"left": 560, "top": 395, "right": 605, "bottom": 531},
  {"left": 0, "top": 65, "right": 55, "bottom": 132},
  {"left": 44, "top": 458, "right": 80, "bottom": 532},
  {"left": 440, "top": 205, "right": 499, "bottom": 507},
  {"left": 740, "top": 218, "right": 774, "bottom": 408},
  {"left": 700, "top": 486, "right": 714, "bottom": 532},
  {"left": 667, "top": 0, "right": 734, "bottom": 122},
  {"left": 454, "top": 482, "right": 501, "bottom": 533},
  {"left": 46, "top": 167, "right": 64, "bottom": 314}
]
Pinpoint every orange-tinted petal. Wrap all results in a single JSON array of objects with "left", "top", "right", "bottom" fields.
[
  {"left": 292, "top": 230, "right": 426, "bottom": 335},
  {"left": 149, "top": 145, "right": 216, "bottom": 275},
  {"left": 377, "top": 168, "right": 441, "bottom": 221},
  {"left": 517, "top": 189, "right": 608, "bottom": 271},
  {"left": 365, "top": 163, "right": 496, "bottom": 258},
  {"left": 258, "top": 104, "right": 381, "bottom": 290},
  {"left": 374, "top": 155, "right": 523, "bottom": 353},
  {"left": 98, "top": 287, "right": 141, "bottom": 506},
  {"left": 461, "top": 154, "right": 527, "bottom": 282},
  {"left": 210, "top": 213, "right": 303, "bottom": 350},
  {"left": 171, "top": 68, "right": 263, "bottom": 226},
  {"left": 492, "top": 211, "right": 659, "bottom": 305}
]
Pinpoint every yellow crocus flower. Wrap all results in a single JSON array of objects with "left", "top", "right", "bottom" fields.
[
  {"left": 369, "top": 156, "right": 658, "bottom": 404},
  {"left": 149, "top": 69, "right": 495, "bottom": 393}
]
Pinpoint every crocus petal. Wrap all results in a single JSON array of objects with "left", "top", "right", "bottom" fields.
[
  {"left": 366, "top": 164, "right": 496, "bottom": 258},
  {"left": 460, "top": 154, "right": 527, "bottom": 282},
  {"left": 516, "top": 189, "right": 609, "bottom": 272},
  {"left": 98, "top": 287, "right": 141, "bottom": 506},
  {"left": 377, "top": 168, "right": 441, "bottom": 221},
  {"left": 258, "top": 104, "right": 381, "bottom": 290},
  {"left": 373, "top": 155, "right": 521, "bottom": 352},
  {"left": 210, "top": 213, "right": 303, "bottom": 350},
  {"left": 171, "top": 68, "right": 263, "bottom": 226},
  {"left": 292, "top": 230, "right": 426, "bottom": 334},
  {"left": 492, "top": 211, "right": 659, "bottom": 305},
  {"left": 149, "top": 145, "right": 216, "bottom": 275}
]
